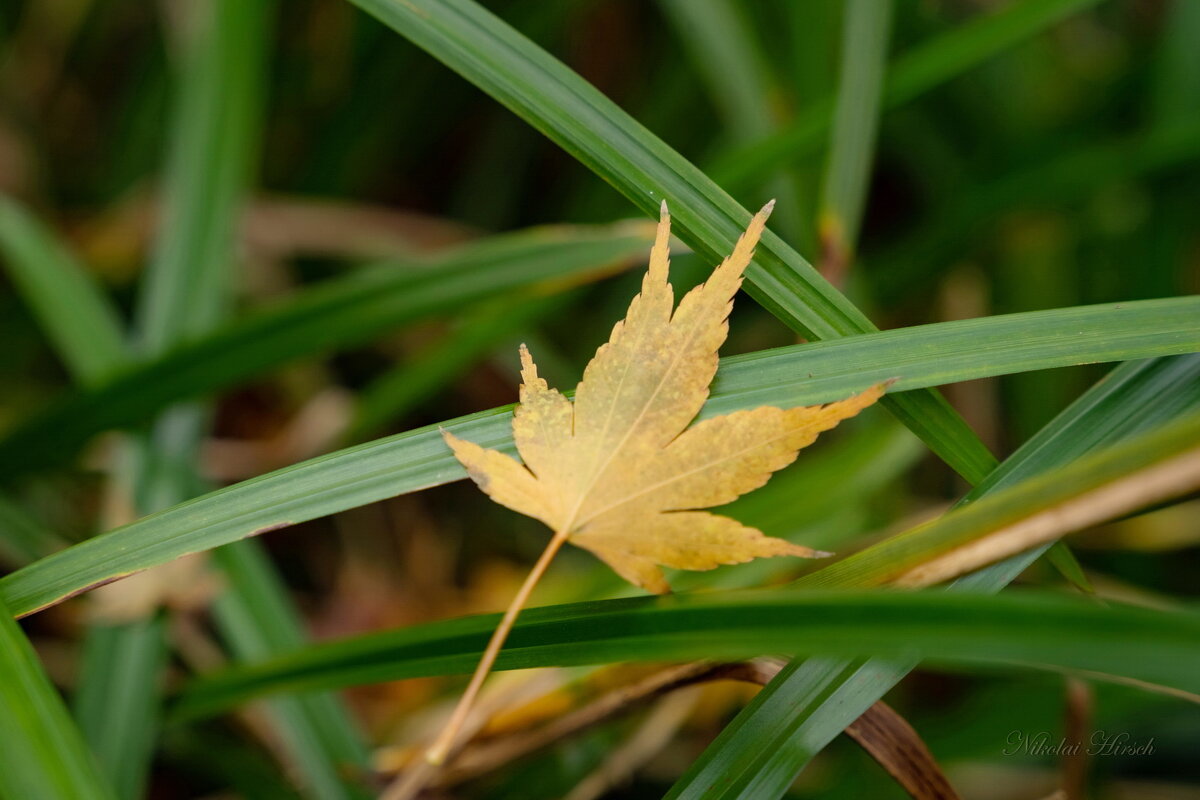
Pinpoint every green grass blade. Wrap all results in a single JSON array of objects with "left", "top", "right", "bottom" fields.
[
  {"left": 710, "top": 0, "right": 1104, "bottom": 188},
  {"left": 2, "top": 298, "right": 1196, "bottom": 618},
  {"left": 0, "top": 594, "right": 117, "bottom": 800},
  {"left": 13, "top": 3, "right": 365, "bottom": 796},
  {"left": 172, "top": 585, "right": 1200, "bottom": 720},
  {"left": 0, "top": 225, "right": 653, "bottom": 478},
  {"left": 135, "top": 0, "right": 269, "bottom": 353},
  {"left": 72, "top": 617, "right": 169, "bottom": 800},
  {"left": 818, "top": 0, "right": 891, "bottom": 264},
  {"left": 211, "top": 542, "right": 372, "bottom": 799},
  {"left": 69, "top": 2, "right": 276, "bottom": 796},
  {"left": 0, "top": 197, "right": 127, "bottom": 385},
  {"left": 345, "top": 0, "right": 995, "bottom": 483},
  {"left": 126, "top": 3, "right": 371, "bottom": 797},
  {"left": 666, "top": 354, "right": 1200, "bottom": 800}
]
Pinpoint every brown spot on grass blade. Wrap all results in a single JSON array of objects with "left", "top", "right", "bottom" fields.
[
  {"left": 11, "top": 519, "right": 296, "bottom": 620},
  {"left": 16, "top": 574, "right": 129, "bottom": 619},
  {"left": 249, "top": 520, "right": 294, "bottom": 537}
]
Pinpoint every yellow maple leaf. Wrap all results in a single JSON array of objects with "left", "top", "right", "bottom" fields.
[
  {"left": 401, "top": 202, "right": 886, "bottom": 782},
  {"left": 443, "top": 200, "right": 884, "bottom": 592}
]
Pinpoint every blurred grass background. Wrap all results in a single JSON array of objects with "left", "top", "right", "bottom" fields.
[{"left": 0, "top": 0, "right": 1198, "bottom": 798}]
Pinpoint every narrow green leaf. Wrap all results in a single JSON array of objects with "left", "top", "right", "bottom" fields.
[
  {"left": 0, "top": 594, "right": 116, "bottom": 800},
  {"left": 0, "top": 197, "right": 127, "bottom": 385},
  {"left": 818, "top": 0, "right": 891, "bottom": 263},
  {"left": 3, "top": 299, "right": 1196, "bottom": 618},
  {"left": 658, "top": 0, "right": 778, "bottom": 144},
  {"left": 18, "top": 3, "right": 364, "bottom": 797},
  {"left": 172, "top": 588, "right": 1200, "bottom": 720},
  {"left": 211, "top": 542, "right": 372, "bottom": 799},
  {"left": 73, "top": 617, "right": 169, "bottom": 800},
  {"left": 69, "top": 2, "right": 277, "bottom": 796},
  {"left": 123, "top": 3, "right": 372, "bottom": 797},
  {"left": 135, "top": 0, "right": 270, "bottom": 353}
]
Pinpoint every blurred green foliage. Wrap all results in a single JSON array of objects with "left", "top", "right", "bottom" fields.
[{"left": 0, "top": 1, "right": 1198, "bottom": 798}]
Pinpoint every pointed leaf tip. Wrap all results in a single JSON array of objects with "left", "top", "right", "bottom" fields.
[
  {"left": 518, "top": 343, "right": 539, "bottom": 380},
  {"left": 660, "top": 199, "right": 669, "bottom": 216}
]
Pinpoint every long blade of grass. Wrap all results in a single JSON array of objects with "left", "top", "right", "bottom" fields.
[
  {"left": 0, "top": 224, "right": 654, "bottom": 478},
  {"left": 657, "top": 0, "right": 779, "bottom": 148},
  {"left": 70, "top": 2, "right": 277, "bottom": 796},
  {"left": 134, "top": 0, "right": 266, "bottom": 353},
  {"left": 71, "top": 616, "right": 169, "bottom": 800},
  {"left": 1, "top": 3, "right": 368, "bottom": 796},
  {"left": 0, "top": 166, "right": 171, "bottom": 800},
  {"left": 211, "top": 542, "right": 372, "bottom": 798},
  {"left": 665, "top": 354, "right": 1200, "bottom": 800},
  {"left": 2, "top": 299, "right": 1197, "bottom": 619},
  {"left": 126, "top": 3, "right": 373, "bottom": 797},
  {"left": 0, "top": 197, "right": 126, "bottom": 385},
  {"left": 817, "top": 0, "right": 891, "bottom": 279},
  {"left": 709, "top": 0, "right": 1104, "bottom": 189},
  {"left": 802, "top": 419, "right": 1200, "bottom": 590},
  {"left": 0, "top": 173, "right": 176, "bottom": 800},
  {"left": 0, "top": 594, "right": 116, "bottom": 800},
  {"left": 173, "top": 582, "right": 1200, "bottom": 720},
  {"left": 345, "top": 0, "right": 996, "bottom": 484}
]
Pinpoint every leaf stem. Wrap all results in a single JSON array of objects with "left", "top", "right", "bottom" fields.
[{"left": 425, "top": 527, "right": 570, "bottom": 765}]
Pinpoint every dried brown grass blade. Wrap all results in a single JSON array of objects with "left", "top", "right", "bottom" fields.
[{"left": 845, "top": 701, "right": 962, "bottom": 800}]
